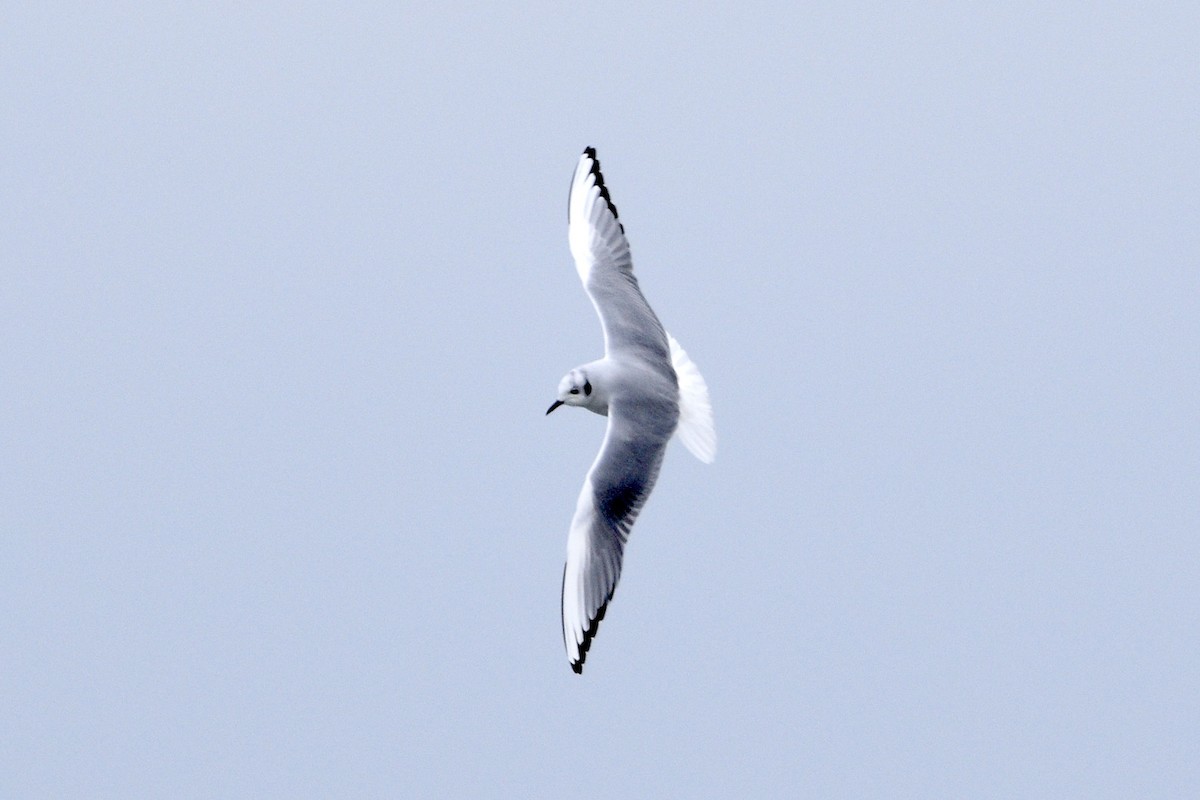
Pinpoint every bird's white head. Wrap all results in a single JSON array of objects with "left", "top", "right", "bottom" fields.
[{"left": 546, "top": 368, "right": 594, "bottom": 415}]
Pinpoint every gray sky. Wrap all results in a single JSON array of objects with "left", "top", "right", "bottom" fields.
[{"left": 3, "top": 3, "right": 1197, "bottom": 797}]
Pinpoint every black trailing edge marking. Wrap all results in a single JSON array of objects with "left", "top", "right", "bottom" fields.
[
  {"left": 568, "top": 146, "right": 626, "bottom": 235},
  {"left": 562, "top": 563, "right": 615, "bottom": 675}
]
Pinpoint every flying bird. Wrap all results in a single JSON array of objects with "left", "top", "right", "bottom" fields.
[{"left": 547, "top": 147, "right": 716, "bottom": 673}]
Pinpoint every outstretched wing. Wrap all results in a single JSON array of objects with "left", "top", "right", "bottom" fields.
[
  {"left": 561, "top": 400, "right": 674, "bottom": 673},
  {"left": 567, "top": 147, "right": 670, "bottom": 364}
]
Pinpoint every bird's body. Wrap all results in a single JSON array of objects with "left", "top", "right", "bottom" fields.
[{"left": 548, "top": 148, "right": 715, "bottom": 673}]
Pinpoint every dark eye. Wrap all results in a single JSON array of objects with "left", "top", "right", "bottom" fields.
[
  {"left": 569, "top": 388, "right": 579, "bottom": 394},
  {"left": 583, "top": 380, "right": 592, "bottom": 396}
]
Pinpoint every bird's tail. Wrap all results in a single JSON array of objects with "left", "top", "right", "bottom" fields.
[{"left": 668, "top": 334, "right": 716, "bottom": 463}]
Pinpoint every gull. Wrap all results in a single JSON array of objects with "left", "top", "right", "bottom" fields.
[{"left": 546, "top": 147, "right": 716, "bottom": 673}]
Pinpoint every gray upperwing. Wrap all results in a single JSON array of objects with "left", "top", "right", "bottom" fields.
[
  {"left": 561, "top": 394, "right": 677, "bottom": 673},
  {"left": 586, "top": 271, "right": 671, "bottom": 365},
  {"left": 567, "top": 148, "right": 671, "bottom": 365}
]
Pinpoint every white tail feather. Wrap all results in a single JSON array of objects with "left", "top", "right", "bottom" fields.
[{"left": 668, "top": 334, "right": 716, "bottom": 463}]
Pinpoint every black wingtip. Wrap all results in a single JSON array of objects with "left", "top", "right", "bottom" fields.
[
  {"left": 567, "top": 599, "right": 610, "bottom": 675},
  {"left": 562, "top": 558, "right": 618, "bottom": 675},
  {"left": 568, "top": 147, "right": 625, "bottom": 234}
]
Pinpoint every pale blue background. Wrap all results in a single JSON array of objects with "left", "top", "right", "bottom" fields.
[{"left": 3, "top": 3, "right": 1197, "bottom": 797}]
